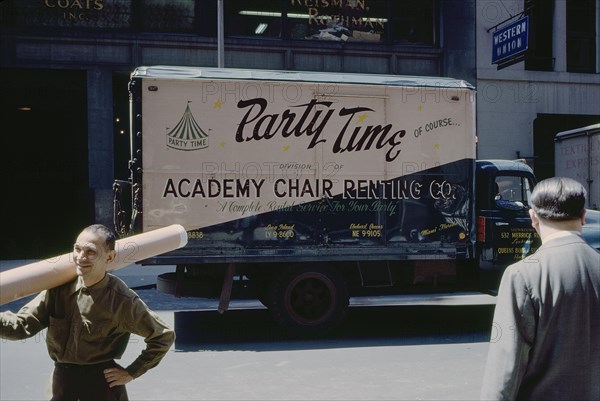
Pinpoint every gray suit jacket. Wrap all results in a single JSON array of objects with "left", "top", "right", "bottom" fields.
[{"left": 480, "top": 232, "right": 600, "bottom": 401}]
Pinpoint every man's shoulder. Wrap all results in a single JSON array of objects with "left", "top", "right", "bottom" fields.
[
  {"left": 48, "top": 277, "right": 79, "bottom": 295},
  {"left": 504, "top": 252, "right": 545, "bottom": 283},
  {"left": 505, "top": 259, "right": 537, "bottom": 279},
  {"left": 105, "top": 274, "right": 138, "bottom": 300},
  {"left": 506, "top": 233, "right": 599, "bottom": 280},
  {"left": 527, "top": 234, "right": 596, "bottom": 262}
]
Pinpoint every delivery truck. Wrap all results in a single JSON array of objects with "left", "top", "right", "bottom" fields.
[
  {"left": 114, "top": 66, "right": 541, "bottom": 335},
  {"left": 555, "top": 123, "right": 600, "bottom": 210}
]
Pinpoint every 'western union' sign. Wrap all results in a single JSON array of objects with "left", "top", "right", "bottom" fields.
[{"left": 492, "top": 16, "right": 529, "bottom": 64}]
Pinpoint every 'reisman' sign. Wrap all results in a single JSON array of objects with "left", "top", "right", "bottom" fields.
[{"left": 492, "top": 16, "right": 529, "bottom": 65}]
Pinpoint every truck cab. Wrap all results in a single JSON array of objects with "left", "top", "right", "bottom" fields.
[{"left": 476, "top": 160, "right": 539, "bottom": 291}]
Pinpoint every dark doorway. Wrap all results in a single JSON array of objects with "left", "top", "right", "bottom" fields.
[
  {"left": 533, "top": 114, "right": 600, "bottom": 181},
  {"left": 0, "top": 68, "right": 90, "bottom": 259}
]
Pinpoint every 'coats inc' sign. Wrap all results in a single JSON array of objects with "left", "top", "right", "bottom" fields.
[{"left": 492, "top": 16, "right": 529, "bottom": 65}]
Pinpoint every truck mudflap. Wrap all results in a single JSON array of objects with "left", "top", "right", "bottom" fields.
[{"left": 218, "top": 263, "right": 235, "bottom": 313}]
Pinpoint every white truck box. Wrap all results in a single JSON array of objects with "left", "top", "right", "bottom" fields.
[{"left": 555, "top": 123, "right": 600, "bottom": 209}]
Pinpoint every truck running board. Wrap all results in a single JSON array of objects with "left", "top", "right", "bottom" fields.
[{"left": 349, "top": 292, "right": 496, "bottom": 307}]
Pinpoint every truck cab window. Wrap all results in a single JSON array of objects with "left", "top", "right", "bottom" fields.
[{"left": 494, "top": 176, "right": 533, "bottom": 210}]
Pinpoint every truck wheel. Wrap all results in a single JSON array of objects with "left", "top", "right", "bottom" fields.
[{"left": 268, "top": 266, "right": 349, "bottom": 336}]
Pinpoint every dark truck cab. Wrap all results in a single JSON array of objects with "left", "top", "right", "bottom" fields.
[{"left": 476, "top": 160, "right": 539, "bottom": 290}]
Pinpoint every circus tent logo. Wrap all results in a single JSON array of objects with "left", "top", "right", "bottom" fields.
[{"left": 166, "top": 102, "right": 209, "bottom": 151}]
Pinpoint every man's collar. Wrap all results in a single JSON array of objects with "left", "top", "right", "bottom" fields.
[{"left": 69, "top": 274, "right": 110, "bottom": 294}]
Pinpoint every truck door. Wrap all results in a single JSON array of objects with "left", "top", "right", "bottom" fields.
[{"left": 477, "top": 170, "right": 540, "bottom": 291}]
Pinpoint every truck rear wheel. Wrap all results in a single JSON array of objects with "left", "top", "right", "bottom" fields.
[{"left": 268, "top": 266, "right": 349, "bottom": 337}]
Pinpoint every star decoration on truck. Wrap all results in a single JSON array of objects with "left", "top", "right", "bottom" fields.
[{"left": 357, "top": 114, "right": 368, "bottom": 123}]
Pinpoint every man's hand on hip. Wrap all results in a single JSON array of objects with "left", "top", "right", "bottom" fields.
[{"left": 104, "top": 367, "right": 133, "bottom": 387}]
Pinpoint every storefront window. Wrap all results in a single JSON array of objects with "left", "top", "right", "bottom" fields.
[
  {"left": 288, "top": 0, "right": 388, "bottom": 42},
  {"left": 389, "top": 0, "right": 435, "bottom": 44},
  {"left": 226, "top": 0, "right": 282, "bottom": 38},
  {"left": 567, "top": 0, "right": 596, "bottom": 73},
  {"left": 224, "top": 0, "right": 436, "bottom": 45},
  {"left": 140, "top": 0, "right": 195, "bottom": 33},
  {"left": 1, "top": 0, "right": 437, "bottom": 45},
  {"left": 2, "top": 0, "right": 132, "bottom": 30}
]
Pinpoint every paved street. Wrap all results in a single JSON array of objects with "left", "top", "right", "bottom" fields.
[{"left": 1, "top": 261, "right": 495, "bottom": 400}]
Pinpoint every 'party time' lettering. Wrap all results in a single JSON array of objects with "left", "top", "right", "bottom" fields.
[{"left": 235, "top": 98, "right": 406, "bottom": 162}]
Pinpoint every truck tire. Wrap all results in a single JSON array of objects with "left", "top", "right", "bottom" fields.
[{"left": 268, "top": 266, "right": 349, "bottom": 337}]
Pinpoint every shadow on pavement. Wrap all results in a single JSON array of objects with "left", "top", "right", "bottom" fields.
[{"left": 174, "top": 304, "right": 494, "bottom": 352}]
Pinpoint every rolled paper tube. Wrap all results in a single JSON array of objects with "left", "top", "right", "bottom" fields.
[{"left": 0, "top": 224, "right": 188, "bottom": 305}]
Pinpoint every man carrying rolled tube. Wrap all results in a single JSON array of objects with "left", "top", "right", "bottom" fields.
[{"left": 0, "top": 224, "right": 175, "bottom": 400}]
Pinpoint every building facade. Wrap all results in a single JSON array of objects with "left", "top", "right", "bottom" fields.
[
  {"left": 2, "top": 0, "right": 474, "bottom": 258},
  {"left": 476, "top": 0, "right": 600, "bottom": 182}
]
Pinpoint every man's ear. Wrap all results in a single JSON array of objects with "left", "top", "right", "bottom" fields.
[
  {"left": 580, "top": 209, "right": 586, "bottom": 226},
  {"left": 106, "top": 249, "right": 116, "bottom": 264},
  {"left": 529, "top": 208, "right": 540, "bottom": 228}
]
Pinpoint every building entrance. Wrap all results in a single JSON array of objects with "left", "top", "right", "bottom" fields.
[{"left": 0, "top": 68, "right": 90, "bottom": 259}]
